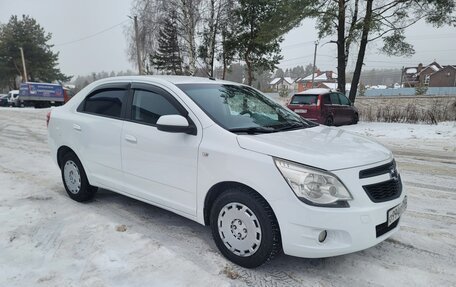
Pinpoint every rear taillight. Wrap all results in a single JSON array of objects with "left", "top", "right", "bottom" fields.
[
  {"left": 317, "top": 98, "right": 321, "bottom": 107},
  {"left": 46, "top": 111, "right": 51, "bottom": 127}
]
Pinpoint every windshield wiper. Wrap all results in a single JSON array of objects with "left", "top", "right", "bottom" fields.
[
  {"left": 269, "top": 122, "right": 309, "bottom": 132},
  {"left": 228, "top": 127, "right": 276, "bottom": 134}
]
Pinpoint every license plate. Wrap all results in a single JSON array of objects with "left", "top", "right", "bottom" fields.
[
  {"left": 295, "top": 109, "right": 307, "bottom": 114},
  {"left": 387, "top": 196, "right": 407, "bottom": 226}
]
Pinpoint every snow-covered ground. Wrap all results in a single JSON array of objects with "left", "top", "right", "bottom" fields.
[
  {"left": 342, "top": 121, "right": 456, "bottom": 154},
  {"left": 0, "top": 107, "right": 455, "bottom": 287}
]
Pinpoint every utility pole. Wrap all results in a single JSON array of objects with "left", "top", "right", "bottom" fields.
[
  {"left": 311, "top": 41, "right": 318, "bottom": 88},
  {"left": 131, "top": 15, "right": 143, "bottom": 75},
  {"left": 19, "top": 47, "right": 28, "bottom": 82}
]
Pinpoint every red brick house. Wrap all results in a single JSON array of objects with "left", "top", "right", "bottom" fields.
[
  {"left": 402, "top": 62, "right": 456, "bottom": 87},
  {"left": 429, "top": 65, "right": 456, "bottom": 87}
]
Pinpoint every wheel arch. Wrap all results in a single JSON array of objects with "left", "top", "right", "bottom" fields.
[
  {"left": 203, "top": 181, "right": 277, "bottom": 226},
  {"left": 57, "top": 145, "right": 78, "bottom": 169}
]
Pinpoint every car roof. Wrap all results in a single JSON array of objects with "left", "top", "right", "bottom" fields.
[
  {"left": 96, "top": 75, "right": 237, "bottom": 86},
  {"left": 295, "top": 88, "right": 331, "bottom": 95}
]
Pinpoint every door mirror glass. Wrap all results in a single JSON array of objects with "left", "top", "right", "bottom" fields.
[{"left": 156, "top": 115, "right": 191, "bottom": 133}]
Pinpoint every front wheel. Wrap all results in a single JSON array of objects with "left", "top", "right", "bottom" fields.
[
  {"left": 324, "top": 116, "right": 334, "bottom": 126},
  {"left": 210, "top": 188, "right": 281, "bottom": 268},
  {"left": 61, "top": 152, "right": 97, "bottom": 202}
]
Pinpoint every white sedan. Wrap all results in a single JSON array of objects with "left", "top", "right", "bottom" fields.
[{"left": 47, "top": 76, "right": 406, "bottom": 268}]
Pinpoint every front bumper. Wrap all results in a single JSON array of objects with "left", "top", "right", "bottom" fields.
[
  {"left": 271, "top": 159, "right": 406, "bottom": 258},
  {"left": 276, "top": 194, "right": 405, "bottom": 258}
]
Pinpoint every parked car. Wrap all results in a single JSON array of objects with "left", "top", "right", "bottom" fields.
[
  {"left": 7, "top": 90, "right": 21, "bottom": 107},
  {"left": 0, "top": 94, "right": 8, "bottom": 106},
  {"left": 47, "top": 76, "right": 406, "bottom": 268},
  {"left": 287, "top": 88, "right": 359, "bottom": 126}
]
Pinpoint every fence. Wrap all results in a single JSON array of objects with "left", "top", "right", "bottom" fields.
[{"left": 364, "top": 87, "right": 456, "bottom": 97}]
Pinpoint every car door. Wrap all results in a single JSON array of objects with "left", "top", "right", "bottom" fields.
[
  {"left": 321, "top": 93, "right": 333, "bottom": 123},
  {"left": 338, "top": 93, "right": 353, "bottom": 124},
  {"left": 121, "top": 83, "right": 202, "bottom": 216},
  {"left": 329, "top": 93, "right": 341, "bottom": 125},
  {"left": 74, "top": 83, "right": 129, "bottom": 189}
]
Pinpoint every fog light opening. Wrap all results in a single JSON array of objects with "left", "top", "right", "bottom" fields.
[{"left": 318, "top": 230, "right": 327, "bottom": 243}]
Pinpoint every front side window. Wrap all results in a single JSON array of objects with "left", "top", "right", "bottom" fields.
[
  {"left": 330, "top": 93, "right": 341, "bottom": 105},
  {"left": 83, "top": 89, "right": 127, "bottom": 118},
  {"left": 131, "top": 90, "right": 181, "bottom": 125},
  {"left": 177, "top": 83, "right": 317, "bottom": 133},
  {"left": 323, "top": 94, "right": 331, "bottom": 105},
  {"left": 338, "top": 94, "right": 350, "bottom": 106}
]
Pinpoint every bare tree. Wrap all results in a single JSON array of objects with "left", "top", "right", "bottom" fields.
[
  {"left": 125, "top": 0, "right": 164, "bottom": 74},
  {"left": 308, "top": 0, "right": 455, "bottom": 102},
  {"left": 127, "top": 0, "right": 203, "bottom": 75},
  {"left": 172, "top": 0, "right": 202, "bottom": 75},
  {"left": 198, "top": 0, "right": 234, "bottom": 77},
  {"left": 217, "top": 0, "right": 237, "bottom": 79}
]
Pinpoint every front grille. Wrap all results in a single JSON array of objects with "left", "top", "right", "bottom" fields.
[
  {"left": 363, "top": 176, "right": 402, "bottom": 203},
  {"left": 376, "top": 218, "right": 400, "bottom": 237},
  {"left": 359, "top": 160, "right": 395, "bottom": 179}
]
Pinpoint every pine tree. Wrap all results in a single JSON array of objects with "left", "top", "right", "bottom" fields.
[
  {"left": 0, "top": 15, "right": 70, "bottom": 89},
  {"left": 151, "top": 12, "right": 183, "bottom": 75}
]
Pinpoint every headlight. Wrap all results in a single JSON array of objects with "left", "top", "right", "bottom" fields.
[{"left": 274, "top": 158, "right": 352, "bottom": 207}]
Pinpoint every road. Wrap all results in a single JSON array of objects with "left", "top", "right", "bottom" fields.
[{"left": 0, "top": 108, "right": 455, "bottom": 286}]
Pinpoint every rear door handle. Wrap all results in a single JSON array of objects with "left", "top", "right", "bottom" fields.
[
  {"left": 73, "top": 124, "right": 81, "bottom": 131},
  {"left": 125, "top": 134, "right": 137, "bottom": 143}
]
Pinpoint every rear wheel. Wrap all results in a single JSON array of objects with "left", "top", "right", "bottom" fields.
[
  {"left": 210, "top": 187, "right": 281, "bottom": 268},
  {"left": 61, "top": 152, "right": 97, "bottom": 202},
  {"left": 352, "top": 113, "right": 359, "bottom": 124},
  {"left": 324, "top": 116, "right": 334, "bottom": 126}
]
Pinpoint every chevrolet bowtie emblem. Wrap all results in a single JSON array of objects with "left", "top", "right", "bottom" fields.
[{"left": 390, "top": 167, "right": 398, "bottom": 180}]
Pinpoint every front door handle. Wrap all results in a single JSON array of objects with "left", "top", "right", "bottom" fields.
[
  {"left": 125, "top": 134, "right": 137, "bottom": 143},
  {"left": 73, "top": 124, "right": 81, "bottom": 131}
]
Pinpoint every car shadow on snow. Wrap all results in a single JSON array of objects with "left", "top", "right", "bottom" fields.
[{"left": 78, "top": 188, "right": 395, "bottom": 284}]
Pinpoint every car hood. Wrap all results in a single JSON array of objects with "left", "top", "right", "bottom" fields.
[{"left": 236, "top": 126, "right": 392, "bottom": 171}]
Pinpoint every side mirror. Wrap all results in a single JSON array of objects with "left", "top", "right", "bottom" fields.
[{"left": 156, "top": 115, "right": 195, "bottom": 135}]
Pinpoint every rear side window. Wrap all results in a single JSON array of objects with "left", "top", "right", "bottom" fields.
[
  {"left": 339, "top": 94, "right": 350, "bottom": 105},
  {"left": 290, "top": 95, "right": 318, "bottom": 105},
  {"left": 330, "top": 93, "right": 340, "bottom": 105},
  {"left": 83, "top": 89, "right": 127, "bottom": 118},
  {"left": 131, "top": 90, "right": 181, "bottom": 125}
]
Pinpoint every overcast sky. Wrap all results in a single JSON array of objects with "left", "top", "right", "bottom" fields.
[{"left": 1, "top": 0, "right": 455, "bottom": 78}]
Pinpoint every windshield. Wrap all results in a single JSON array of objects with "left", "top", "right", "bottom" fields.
[
  {"left": 177, "top": 83, "right": 317, "bottom": 134},
  {"left": 290, "top": 95, "right": 319, "bottom": 105}
]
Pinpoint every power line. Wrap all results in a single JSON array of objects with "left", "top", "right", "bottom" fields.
[
  {"left": 54, "top": 19, "right": 129, "bottom": 47},
  {"left": 280, "top": 54, "right": 335, "bottom": 63},
  {"left": 281, "top": 40, "right": 316, "bottom": 49}
]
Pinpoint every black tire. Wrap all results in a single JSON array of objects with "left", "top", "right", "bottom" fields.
[
  {"left": 210, "top": 187, "right": 282, "bottom": 268},
  {"left": 324, "top": 116, "right": 334, "bottom": 126},
  {"left": 352, "top": 113, "right": 359, "bottom": 125},
  {"left": 61, "top": 152, "right": 97, "bottom": 202}
]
